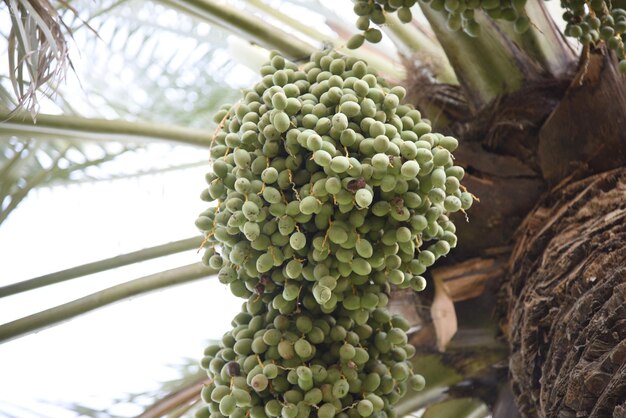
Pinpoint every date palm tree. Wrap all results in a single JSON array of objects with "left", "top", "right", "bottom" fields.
[{"left": 1, "top": 0, "right": 624, "bottom": 417}]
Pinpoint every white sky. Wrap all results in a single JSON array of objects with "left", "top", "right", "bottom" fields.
[{"left": 0, "top": 162, "right": 241, "bottom": 417}]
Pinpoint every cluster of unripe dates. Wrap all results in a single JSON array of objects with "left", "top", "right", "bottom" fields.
[
  {"left": 562, "top": 0, "right": 626, "bottom": 71},
  {"left": 348, "top": 0, "right": 530, "bottom": 46},
  {"left": 195, "top": 49, "right": 471, "bottom": 418},
  {"left": 348, "top": 0, "right": 626, "bottom": 71}
]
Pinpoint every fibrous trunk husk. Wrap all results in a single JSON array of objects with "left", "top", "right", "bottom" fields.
[
  {"left": 503, "top": 168, "right": 626, "bottom": 418},
  {"left": 538, "top": 47, "right": 626, "bottom": 186},
  {"left": 404, "top": 41, "right": 626, "bottom": 418}
]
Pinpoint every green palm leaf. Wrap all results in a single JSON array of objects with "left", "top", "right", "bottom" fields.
[
  {"left": 0, "top": 0, "right": 253, "bottom": 228},
  {"left": 0, "top": 262, "right": 218, "bottom": 343}
]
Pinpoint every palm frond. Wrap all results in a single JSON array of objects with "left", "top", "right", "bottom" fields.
[
  {"left": 245, "top": 0, "right": 408, "bottom": 80},
  {"left": 160, "top": 0, "right": 316, "bottom": 60},
  {"left": 0, "top": 110, "right": 214, "bottom": 146},
  {"left": 137, "top": 377, "right": 208, "bottom": 418},
  {"left": 4, "top": 0, "right": 71, "bottom": 115},
  {"left": 0, "top": 139, "right": 66, "bottom": 225},
  {"left": 0, "top": 236, "right": 204, "bottom": 297},
  {"left": 1, "top": 0, "right": 247, "bottom": 228},
  {"left": 0, "top": 136, "right": 133, "bottom": 226},
  {"left": 62, "top": 355, "right": 212, "bottom": 418},
  {"left": 0, "top": 262, "right": 218, "bottom": 343},
  {"left": 0, "top": 0, "right": 245, "bottom": 223},
  {"left": 44, "top": 158, "right": 208, "bottom": 186},
  {"left": 63, "top": 1, "right": 243, "bottom": 126}
]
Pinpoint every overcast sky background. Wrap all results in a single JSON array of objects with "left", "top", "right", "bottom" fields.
[{"left": 0, "top": 161, "right": 242, "bottom": 417}]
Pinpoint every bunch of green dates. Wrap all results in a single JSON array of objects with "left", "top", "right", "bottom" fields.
[
  {"left": 199, "top": 294, "right": 425, "bottom": 418},
  {"left": 562, "top": 0, "right": 626, "bottom": 71},
  {"left": 195, "top": 49, "right": 471, "bottom": 418},
  {"left": 349, "top": 0, "right": 626, "bottom": 70},
  {"left": 348, "top": 0, "right": 530, "bottom": 47},
  {"left": 348, "top": 0, "right": 417, "bottom": 48},
  {"left": 421, "top": 0, "right": 531, "bottom": 35}
]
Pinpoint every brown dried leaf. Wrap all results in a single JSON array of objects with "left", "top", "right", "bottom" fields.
[
  {"left": 430, "top": 275, "right": 457, "bottom": 352},
  {"left": 6, "top": 0, "right": 72, "bottom": 116},
  {"left": 432, "top": 257, "right": 506, "bottom": 302}
]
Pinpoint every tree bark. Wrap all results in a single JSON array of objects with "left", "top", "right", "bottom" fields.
[
  {"left": 404, "top": 44, "right": 626, "bottom": 418},
  {"left": 503, "top": 168, "right": 626, "bottom": 418}
]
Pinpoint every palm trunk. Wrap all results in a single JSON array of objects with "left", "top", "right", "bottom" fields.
[
  {"left": 499, "top": 50, "right": 626, "bottom": 417},
  {"left": 406, "top": 42, "right": 626, "bottom": 416},
  {"left": 503, "top": 168, "right": 626, "bottom": 417}
]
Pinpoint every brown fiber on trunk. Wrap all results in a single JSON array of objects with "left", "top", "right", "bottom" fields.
[
  {"left": 538, "top": 49, "right": 626, "bottom": 186},
  {"left": 503, "top": 168, "right": 626, "bottom": 418},
  {"left": 403, "top": 47, "right": 626, "bottom": 418},
  {"left": 405, "top": 67, "right": 571, "bottom": 258}
]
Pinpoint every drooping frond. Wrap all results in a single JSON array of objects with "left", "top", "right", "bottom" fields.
[
  {"left": 55, "top": 0, "right": 245, "bottom": 127},
  {"left": 0, "top": 0, "right": 254, "bottom": 226},
  {"left": 3, "top": 0, "right": 71, "bottom": 115},
  {"left": 0, "top": 262, "right": 218, "bottom": 343},
  {"left": 0, "top": 136, "right": 132, "bottom": 226}
]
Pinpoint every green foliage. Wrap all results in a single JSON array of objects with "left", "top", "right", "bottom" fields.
[
  {"left": 0, "top": 137, "right": 131, "bottom": 227},
  {"left": 0, "top": 0, "right": 245, "bottom": 225}
]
